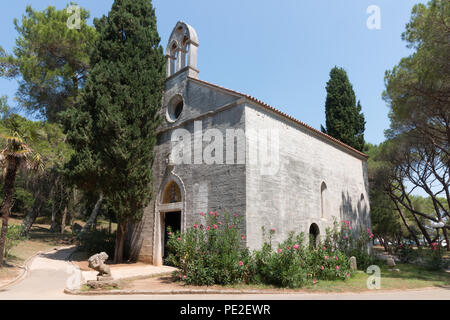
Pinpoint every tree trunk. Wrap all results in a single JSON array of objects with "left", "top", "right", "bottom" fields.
[
  {"left": 79, "top": 194, "right": 104, "bottom": 235},
  {"left": 50, "top": 198, "right": 57, "bottom": 232},
  {"left": 391, "top": 197, "right": 421, "bottom": 247},
  {"left": 0, "top": 158, "right": 18, "bottom": 267},
  {"left": 442, "top": 227, "right": 450, "bottom": 251},
  {"left": 114, "top": 221, "right": 128, "bottom": 264},
  {"left": 60, "top": 205, "right": 68, "bottom": 235},
  {"left": 22, "top": 192, "right": 44, "bottom": 235},
  {"left": 108, "top": 214, "right": 112, "bottom": 235}
]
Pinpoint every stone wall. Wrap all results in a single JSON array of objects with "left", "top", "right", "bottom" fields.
[
  {"left": 129, "top": 69, "right": 371, "bottom": 264},
  {"left": 129, "top": 70, "right": 248, "bottom": 264},
  {"left": 244, "top": 103, "right": 371, "bottom": 250}
]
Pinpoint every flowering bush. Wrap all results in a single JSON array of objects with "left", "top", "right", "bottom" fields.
[
  {"left": 249, "top": 228, "right": 351, "bottom": 288},
  {"left": 165, "top": 212, "right": 250, "bottom": 286},
  {"left": 324, "top": 219, "right": 376, "bottom": 270},
  {"left": 166, "top": 213, "right": 364, "bottom": 288},
  {"left": 249, "top": 229, "right": 310, "bottom": 288}
]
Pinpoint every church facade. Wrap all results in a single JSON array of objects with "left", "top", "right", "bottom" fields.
[{"left": 128, "top": 22, "right": 371, "bottom": 265}]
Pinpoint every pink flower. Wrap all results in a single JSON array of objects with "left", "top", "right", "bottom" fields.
[
  {"left": 177, "top": 237, "right": 181, "bottom": 241},
  {"left": 335, "top": 256, "right": 338, "bottom": 261},
  {"left": 313, "top": 279, "right": 317, "bottom": 284},
  {"left": 239, "top": 261, "right": 244, "bottom": 266},
  {"left": 336, "top": 266, "right": 340, "bottom": 270},
  {"left": 218, "top": 222, "right": 222, "bottom": 225},
  {"left": 270, "top": 228, "right": 276, "bottom": 233},
  {"left": 229, "top": 225, "right": 233, "bottom": 230},
  {"left": 346, "top": 273, "right": 350, "bottom": 277},
  {"left": 168, "top": 232, "right": 172, "bottom": 236},
  {"left": 234, "top": 214, "right": 238, "bottom": 217},
  {"left": 293, "top": 244, "right": 299, "bottom": 250},
  {"left": 241, "top": 235, "right": 246, "bottom": 240},
  {"left": 183, "top": 275, "right": 187, "bottom": 280},
  {"left": 200, "top": 212, "right": 205, "bottom": 216},
  {"left": 344, "top": 236, "right": 348, "bottom": 240},
  {"left": 348, "top": 226, "right": 352, "bottom": 230},
  {"left": 213, "top": 224, "right": 218, "bottom": 230},
  {"left": 277, "top": 249, "right": 283, "bottom": 254},
  {"left": 322, "top": 246, "right": 326, "bottom": 251},
  {"left": 206, "top": 226, "right": 211, "bottom": 231},
  {"left": 286, "top": 246, "right": 291, "bottom": 250},
  {"left": 193, "top": 224, "right": 198, "bottom": 229},
  {"left": 324, "top": 256, "right": 329, "bottom": 260},
  {"left": 321, "top": 266, "right": 324, "bottom": 270}
]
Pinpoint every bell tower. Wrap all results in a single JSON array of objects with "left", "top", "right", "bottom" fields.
[{"left": 165, "top": 21, "right": 199, "bottom": 79}]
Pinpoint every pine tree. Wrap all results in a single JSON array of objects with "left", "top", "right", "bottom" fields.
[
  {"left": 321, "top": 67, "right": 366, "bottom": 151},
  {"left": 63, "top": 0, "right": 165, "bottom": 263}
]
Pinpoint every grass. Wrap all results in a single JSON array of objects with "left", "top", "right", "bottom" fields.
[
  {"left": 304, "top": 263, "right": 450, "bottom": 292},
  {"left": 126, "top": 260, "right": 450, "bottom": 293}
]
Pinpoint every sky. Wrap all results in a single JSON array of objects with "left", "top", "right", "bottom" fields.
[{"left": 0, "top": 0, "right": 426, "bottom": 145}]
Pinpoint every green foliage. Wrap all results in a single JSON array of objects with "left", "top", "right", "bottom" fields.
[
  {"left": 166, "top": 212, "right": 250, "bottom": 286},
  {"left": 62, "top": 0, "right": 166, "bottom": 252},
  {"left": 365, "top": 143, "right": 405, "bottom": 240},
  {"left": 250, "top": 229, "right": 351, "bottom": 288},
  {"left": 77, "top": 229, "right": 115, "bottom": 258},
  {"left": 321, "top": 67, "right": 366, "bottom": 151},
  {"left": 383, "top": 0, "right": 449, "bottom": 141},
  {"left": 394, "top": 243, "right": 419, "bottom": 264},
  {"left": 167, "top": 213, "right": 358, "bottom": 288},
  {"left": 4, "top": 225, "right": 27, "bottom": 259},
  {"left": 0, "top": 4, "right": 97, "bottom": 122},
  {"left": 324, "top": 219, "right": 377, "bottom": 271},
  {"left": 11, "top": 187, "right": 34, "bottom": 214}
]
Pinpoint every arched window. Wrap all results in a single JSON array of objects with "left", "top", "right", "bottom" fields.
[
  {"left": 162, "top": 180, "right": 181, "bottom": 204},
  {"left": 165, "top": 22, "right": 199, "bottom": 78},
  {"left": 320, "top": 182, "right": 328, "bottom": 219}
]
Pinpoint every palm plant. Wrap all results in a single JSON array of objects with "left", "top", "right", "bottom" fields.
[{"left": 0, "top": 131, "right": 43, "bottom": 267}]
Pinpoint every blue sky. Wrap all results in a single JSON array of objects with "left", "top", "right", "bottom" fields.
[{"left": 0, "top": 0, "right": 425, "bottom": 145}]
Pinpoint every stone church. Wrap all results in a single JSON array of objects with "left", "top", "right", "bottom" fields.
[{"left": 128, "top": 22, "right": 371, "bottom": 265}]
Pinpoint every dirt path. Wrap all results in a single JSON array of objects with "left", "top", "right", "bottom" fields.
[{"left": 0, "top": 246, "right": 76, "bottom": 300}]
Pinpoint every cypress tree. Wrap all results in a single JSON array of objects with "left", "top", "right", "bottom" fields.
[
  {"left": 63, "top": 0, "right": 165, "bottom": 263},
  {"left": 321, "top": 67, "right": 366, "bottom": 151}
]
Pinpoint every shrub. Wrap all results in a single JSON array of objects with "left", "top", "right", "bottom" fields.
[
  {"left": 324, "top": 219, "right": 376, "bottom": 270},
  {"left": 167, "top": 213, "right": 368, "bottom": 288},
  {"left": 166, "top": 212, "right": 250, "bottom": 286},
  {"left": 418, "top": 244, "right": 450, "bottom": 271},
  {"left": 250, "top": 229, "right": 310, "bottom": 288},
  {"left": 250, "top": 228, "right": 352, "bottom": 288},
  {"left": 4, "top": 224, "right": 27, "bottom": 259},
  {"left": 394, "top": 243, "right": 419, "bottom": 263},
  {"left": 77, "top": 229, "right": 115, "bottom": 258}
]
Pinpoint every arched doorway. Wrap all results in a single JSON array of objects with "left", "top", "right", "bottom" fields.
[
  {"left": 309, "top": 223, "right": 320, "bottom": 248},
  {"left": 157, "top": 178, "right": 184, "bottom": 265}
]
